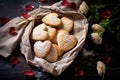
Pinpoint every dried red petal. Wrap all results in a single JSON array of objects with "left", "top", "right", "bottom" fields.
[
  {"left": 103, "top": 15, "right": 109, "bottom": 19},
  {"left": 10, "top": 56, "right": 19, "bottom": 65},
  {"left": 100, "top": 9, "right": 111, "bottom": 19},
  {"left": 100, "top": 12, "right": 105, "bottom": 17},
  {"left": 74, "top": 69, "right": 84, "bottom": 77},
  {"left": 78, "top": 70, "right": 84, "bottom": 76},
  {"left": 40, "top": 0, "right": 47, "bottom": 3},
  {"left": 74, "top": 73, "right": 79, "bottom": 77},
  {"left": 69, "top": 2, "right": 77, "bottom": 10},
  {"left": 0, "top": 17, "right": 10, "bottom": 24},
  {"left": 25, "top": 4, "right": 34, "bottom": 11},
  {"left": 22, "top": 13, "right": 30, "bottom": 19},
  {"left": 105, "top": 10, "right": 112, "bottom": 15},
  {"left": 61, "top": 0, "right": 69, "bottom": 6},
  {"left": 104, "top": 55, "right": 111, "bottom": 64},
  {"left": 24, "top": 70, "right": 34, "bottom": 76},
  {"left": 104, "top": 44, "right": 113, "bottom": 52},
  {"left": 9, "top": 27, "right": 17, "bottom": 35},
  {"left": 100, "top": 12, "right": 109, "bottom": 19}
]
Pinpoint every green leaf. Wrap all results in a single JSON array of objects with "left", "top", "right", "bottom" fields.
[
  {"left": 98, "top": 0, "right": 105, "bottom": 8},
  {"left": 95, "top": 12, "right": 100, "bottom": 21},
  {"left": 112, "top": 25, "right": 120, "bottom": 32},
  {"left": 99, "top": 19, "right": 110, "bottom": 27},
  {"left": 116, "top": 25, "right": 120, "bottom": 31},
  {"left": 88, "top": 15, "right": 92, "bottom": 21},
  {"left": 98, "top": 31, "right": 104, "bottom": 37},
  {"left": 99, "top": 19, "right": 111, "bottom": 31}
]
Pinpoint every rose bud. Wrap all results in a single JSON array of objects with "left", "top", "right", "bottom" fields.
[
  {"left": 91, "top": 32, "right": 102, "bottom": 44},
  {"left": 96, "top": 61, "right": 106, "bottom": 78},
  {"left": 79, "top": 1, "right": 89, "bottom": 15},
  {"left": 91, "top": 24, "right": 105, "bottom": 32}
]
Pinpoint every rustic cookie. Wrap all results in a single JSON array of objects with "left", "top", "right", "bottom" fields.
[
  {"left": 33, "top": 40, "right": 52, "bottom": 58},
  {"left": 57, "top": 29, "right": 78, "bottom": 51},
  {"left": 60, "top": 17, "right": 74, "bottom": 32},
  {"left": 53, "top": 44, "right": 63, "bottom": 57},
  {"left": 42, "top": 13, "right": 62, "bottom": 27},
  {"left": 45, "top": 44, "right": 58, "bottom": 62},
  {"left": 31, "top": 23, "right": 48, "bottom": 41},
  {"left": 51, "top": 31, "right": 58, "bottom": 44},
  {"left": 46, "top": 25, "right": 57, "bottom": 41}
]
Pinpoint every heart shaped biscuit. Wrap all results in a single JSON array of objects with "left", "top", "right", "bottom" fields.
[
  {"left": 60, "top": 17, "right": 74, "bottom": 32},
  {"left": 45, "top": 44, "right": 58, "bottom": 62},
  {"left": 42, "top": 13, "right": 62, "bottom": 27},
  {"left": 53, "top": 44, "right": 63, "bottom": 57},
  {"left": 46, "top": 25, "right": 57, "bottom": 41},
  {"left": 33, "top": 40, "right": 52, "bottom": 58},
  {"left": 31, "top": 23, "right": 48, "bottom": 41},
  {"left": 57, "top": 29, "right": 78, "bottom": 51}
]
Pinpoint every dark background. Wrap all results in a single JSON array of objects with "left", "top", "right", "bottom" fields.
[{"left": 0, "top": 0, "right": 120, "bottom": 80}]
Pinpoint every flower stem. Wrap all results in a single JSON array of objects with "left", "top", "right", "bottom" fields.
[
  {"left": 107, "top": 67, "right": 120, "bottom": 70},
  {"left": 110, "top": 17, "right": 120, "bottom": 22},
  {"left": 110, "top": 17, "right": 120, "bottom": 25},
  {"left": 110, "top": 4, "right": 120, "bottom": 17},
  {"left": 88, "top": 15, "right": 92, "bottom": 22},
  {"left": 98, "top": 31, "right": 104, "bottom": 37},
  {"left": 110, "top": 21, "right": 120, "bottom": 25},
  {"left": 112, "top": 4, "right": 120, "bottom": 12}
]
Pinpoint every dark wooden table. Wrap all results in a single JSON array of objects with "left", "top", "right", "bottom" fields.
[
  {"left": 0, "top": 0, "right": 57, "bottom": 80},
  {"left": 0, "top": 0, "right": 120, "bottom": 80}
]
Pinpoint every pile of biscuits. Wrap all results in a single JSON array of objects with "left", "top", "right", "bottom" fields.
[{"left": 30, "top": 12, "right": 78, "bottom": 62}]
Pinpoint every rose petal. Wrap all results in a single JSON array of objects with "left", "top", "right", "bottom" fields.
[
  {"left": 105, "top": 10, "right": 112, "bottom": 15},
  {"left": 40, "top": 0, "right": 47, "bottom": 3},
  {"left": 61, "top": 0, "right": 69, "bottom": 6},
  {"left": 0, "top": 16, "right": 10, "bottom": 24},
  {"left": 104, "top": 44, "right": 113, "bottom": 52},
  {"left": 9, "top": 27, "right": 17, "bottom": 35},
  {"left": 100, "top": 12, "right": 109, "bottom": 19},
  {"left": 69, "top": 2, "right": 77, "bottom": 10},
  {"left": 79, "top": 1, "right": 89, "bottom": 14},
  {"left": 97, "top": 61, "right": 106, "bottom": 78},
  {"left": 22, "top": 13, "right": 30, "bottom": 19},
  {"left": 24, "top": 70, "right": 34, "bottom": 76},
  {"left": 100, "top": 10, "right": 111, "bottom": 19},
  {"left": 74, "top": 73, "right": 79, "bottom": 77},
  {"left": 78, "top": 70, "right": 84, "bottom": 76},
  {"left": 103, "top": 15, "right": 109, "bottom": 19},
  {"left": 25, "top": 4, "right": 34, "bottom": 11},
  {"left": 100, "top": 12, "right": 105, "bottom": 18},
  {"left": 104, "top": 55, "right": 111, "bottom": 64},
  {"left": 74, "top": 69, "right": 84, "bottom": 77},
  {"left": 91, "top": 32, "right": 102, "bottom": 44},
  {"left": 10, "top": 56, "right": 19, "bottom": 65}
]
